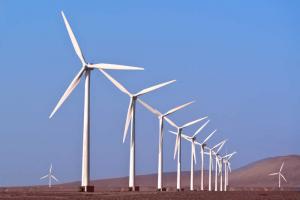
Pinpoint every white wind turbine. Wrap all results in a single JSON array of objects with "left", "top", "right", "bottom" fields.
[
  {"left": 204, "top": 140, "right": 227, "bottom": 191},
  {"left": 49, "top": 11, "right": 143, "bottom": 192},
  {"left": 99, "top": 69, "right": 175, "bottom": 191},
  {"left": 217, "top": 154, "right": 226, "bottom": 191},
  {"left": 138, "top": 99, "right": 194, "bottom": 191},
  {"left": 169, "top": 116, "right": 208, "bottom": 191},
  {"left": 212, "top": 140, "right": 229, "bottom": 192},
  {"left": 195, "top": 129, "right": 217, "bottom": 191},
  {"left": 213, "top": 150, "right": 223, "bottom": 191},
  {"left": 40, "top": 164, "right": 59, "bottom": 188},
  {"left": 269, "top": 162, "right": 287, "bottom": 188},
  {"left": 223, "top": 151, "right": 236, "bottom": 191},
  {"left": 179, "top": 120, "right": 210, "bottom": 191}
]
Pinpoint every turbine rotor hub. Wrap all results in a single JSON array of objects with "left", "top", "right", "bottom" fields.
[{"left": 85, "top": 63, "right": 94, "bottom": 70}]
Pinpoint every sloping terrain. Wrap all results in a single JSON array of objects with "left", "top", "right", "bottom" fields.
[
  {"left": 229, "top": 155, "right": 300, "bottom": 188},
  {"left": 55, "top": 155, "right": 300, "bottom": 191}
]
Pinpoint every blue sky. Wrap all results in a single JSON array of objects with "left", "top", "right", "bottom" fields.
[{"left": 0, "top": 1, "right": 299, "bottom": 186}]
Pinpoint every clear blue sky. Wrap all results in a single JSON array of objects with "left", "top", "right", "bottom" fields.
[{"left": 0, "top": 1, "right": 299, "bottom": 186}]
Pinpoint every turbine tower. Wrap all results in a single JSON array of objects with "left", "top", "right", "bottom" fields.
[
  {"left": 218, "top": 154, "right": 225, "bottom": 191},
  {"left": 169, "top": 116, "right": 208, "bottom": 191},
  {"left": 40, "top": 164, "right": 59, "bottom": 188},
  {"left": 180, "top": 120, "right": 210, "bottom": 191},
  {"left": 138, "top": 99, "right": 194, "bottom": 191},
  {"left": 204, "top": 140, "right": 227, "bottom": 191},
  {"left": 99, "top": 69, "right": 175, "bottom": 191},
  {"left": 269, "top": 162, "right": 287, "bottom": 189},
  {"left": 195, "top": 129, "right": 217, "bottom": 191},
  {"left": 49, "top": 11, "right": 143, "bottom": 192}
]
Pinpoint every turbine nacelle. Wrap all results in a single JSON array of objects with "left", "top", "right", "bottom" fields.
[{"left": 85, "top": 63, "right": 95, "bottom": 70}]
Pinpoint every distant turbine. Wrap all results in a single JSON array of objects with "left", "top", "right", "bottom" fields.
[
  {"left": 204, "top": 140, "right": 227, "bottom": 191},
  {"left": 269, "top": 162, "right": 287, "bottom": 188},
  {"left": 223, "top": 152, "right": 236, "bottom": 191},
  {"left": 169, "top": 116, "right": 208, "bottom": 191},
  {"left": 195, "top": 129, "right": 217, "bottom": 191},
  {"left": 217, "top": 154, "right": 226, "bottom": 191},
  {"left": 213, "top": 151, "right": 222, "bottom": 191},
  {"left": 180, "top": 120, "right": 210, "bottom": 191},
  {"left": 49, "top": 11, "right": 143, "bottom": 192},
  {"left": 40, "top": 164, "right": 58, "bottom": 188},
  {"left": 138, "top": 99, "right": 194, "bottom": 191},
  {"left": 99, "top": 69, "right": 175, "bottom": 191}
]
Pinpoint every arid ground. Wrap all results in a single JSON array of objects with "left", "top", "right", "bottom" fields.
[
  {"left": 0, "top": 190, "right": 299, "bottom": 200},
  {"left": 1, "top": 155, "right": 299, "bottom": 199}
]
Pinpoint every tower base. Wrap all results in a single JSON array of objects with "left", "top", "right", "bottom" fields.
[
  {"left": 128, "top": 186, "right": 140, "bottom": 191},
  {"left": 157, "top": 187, "right": 167, "bottom": 192},
  {"left": 79, "top": 186, "right": 94, "bottom": 192}
]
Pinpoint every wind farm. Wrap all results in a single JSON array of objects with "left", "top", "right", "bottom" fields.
[{"left": 0, "top": 1, "right": 299, "bottom": 200}]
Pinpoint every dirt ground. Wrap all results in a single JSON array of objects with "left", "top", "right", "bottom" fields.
[{"left": 0, "top": 190, "right": 299, "bottom": 200}]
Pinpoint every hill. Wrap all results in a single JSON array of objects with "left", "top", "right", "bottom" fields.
[{"left": 54, "top": 155, "right": 300, "bottom": 191}]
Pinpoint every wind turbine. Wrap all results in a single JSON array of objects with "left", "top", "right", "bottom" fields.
[
  {"left": 40, "top": 164, "right": 59, "bottom": 188},
  {"left": 223, "top": 151, "right": 236, "bottom": 191},
  {"left": 99, "top": 69, "right": 175, "bottom": 191},
  {"left": 195, "top": 129, "right": 217, "bottom": 191},
  {"left": 169, "top": 116, "right": 208, "bottom": 191},
  {"left": 49, "top": 11, "right": 143, "bottom": 192},
  {"left": 180, "top": 120, "right": 210, "bottom": 191},
  {"left": 213, "top": 151, "right": 223, "bottom": 191},
  {"left": 204, "top": 140, "right": 227, "bottom": 191},
  {"left": 138, "top": 99, "right": 194, "bottom": 191},
  {"left": 269, "top": 162, "right": 287, "bottom": 189}
]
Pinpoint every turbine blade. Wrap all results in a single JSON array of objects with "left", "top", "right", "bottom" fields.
[
  {"left": 164, "top": 101, "right": 194, "bottom": 116},
  {"left": 181, "top": 116, "right": 208, "bottom": 129},
  {"left": 99, "top": 69, "right": 131, "bottom": 96},
  {"left": 280, "top": 174, "right": 287, "bottom": 183},
  {"left": 202, "top": 129, "right": 217, "bottom": 144},
  {"left": 222, "top": 151, "right": 236, "bottom": 160},
  {"left": 192, "top": 142, "right": 197, "bottom": 164},
  {"left": 269, "top": 173, "right": 279, "bottom": 176},
  {"left": 227, "top": 151, "right": 237, "bottom": 160},
  {"left": 123, "top": 99, "right": 134, "bottom": 143},
  {"left": 280, "top": 162, "right": 284, "bottom": 172},
  {"left": 51, "top": 175, "right": 59, "bottom": 182},
  {"left": 173, "top": 134, "right": 179, "bottom": 160},
  {"left": 40, "top": 175, "right": 48, "bottom": 180},
  {"left": 169, "top": 130, "right": 178, "bottom": 136},
  {"left": 212, "top": 139, "right": 227, "bottom": 150},
  {"left": 216, "top": 158, "right": 221, "bottom": 170},
  {"left": 164, "top": 117, "right": 178, "bottom": 128},
  {"left": 215, "top": 139, "right": 227, "bottom": 154},
  {"left": 61, "top": 11, "right": 85, "bottom": 65},
  {"left": 192, "top": 120, "right": 210, "bottom": 138},
  {"left": 181, "top": 133, "right": 191, "bottom": 141},
  {"left": 49, "top": 67, "right": 85, "bottom": 118},
  {"left": 135, "top": 80, "right": 176, "bottom": 96},
  {"left": 137, "top": 99, "right": 162, "bottom": 116},
  {"left": 159, "top": 118, "right": 164, "bottom": 150},
  {"left": 194, "top": 141, "right": 201, "bottom": 146},
  {"left": 89, "top": 63, "right": 143, "bottom": 70},
  {"left": 228, "top": 162, "right": 232, "bottom": 172}
]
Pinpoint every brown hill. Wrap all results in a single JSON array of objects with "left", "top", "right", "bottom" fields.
[
  {"left": 230, "top": 155, "right": 300, "bottom": 188},
  {"left": 57, "top": 155, "right": 300, "bottom": 191}
]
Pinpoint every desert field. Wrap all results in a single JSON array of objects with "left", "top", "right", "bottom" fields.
[{"left": 0, "top": 190, "right": 299, "bottom": 200}]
